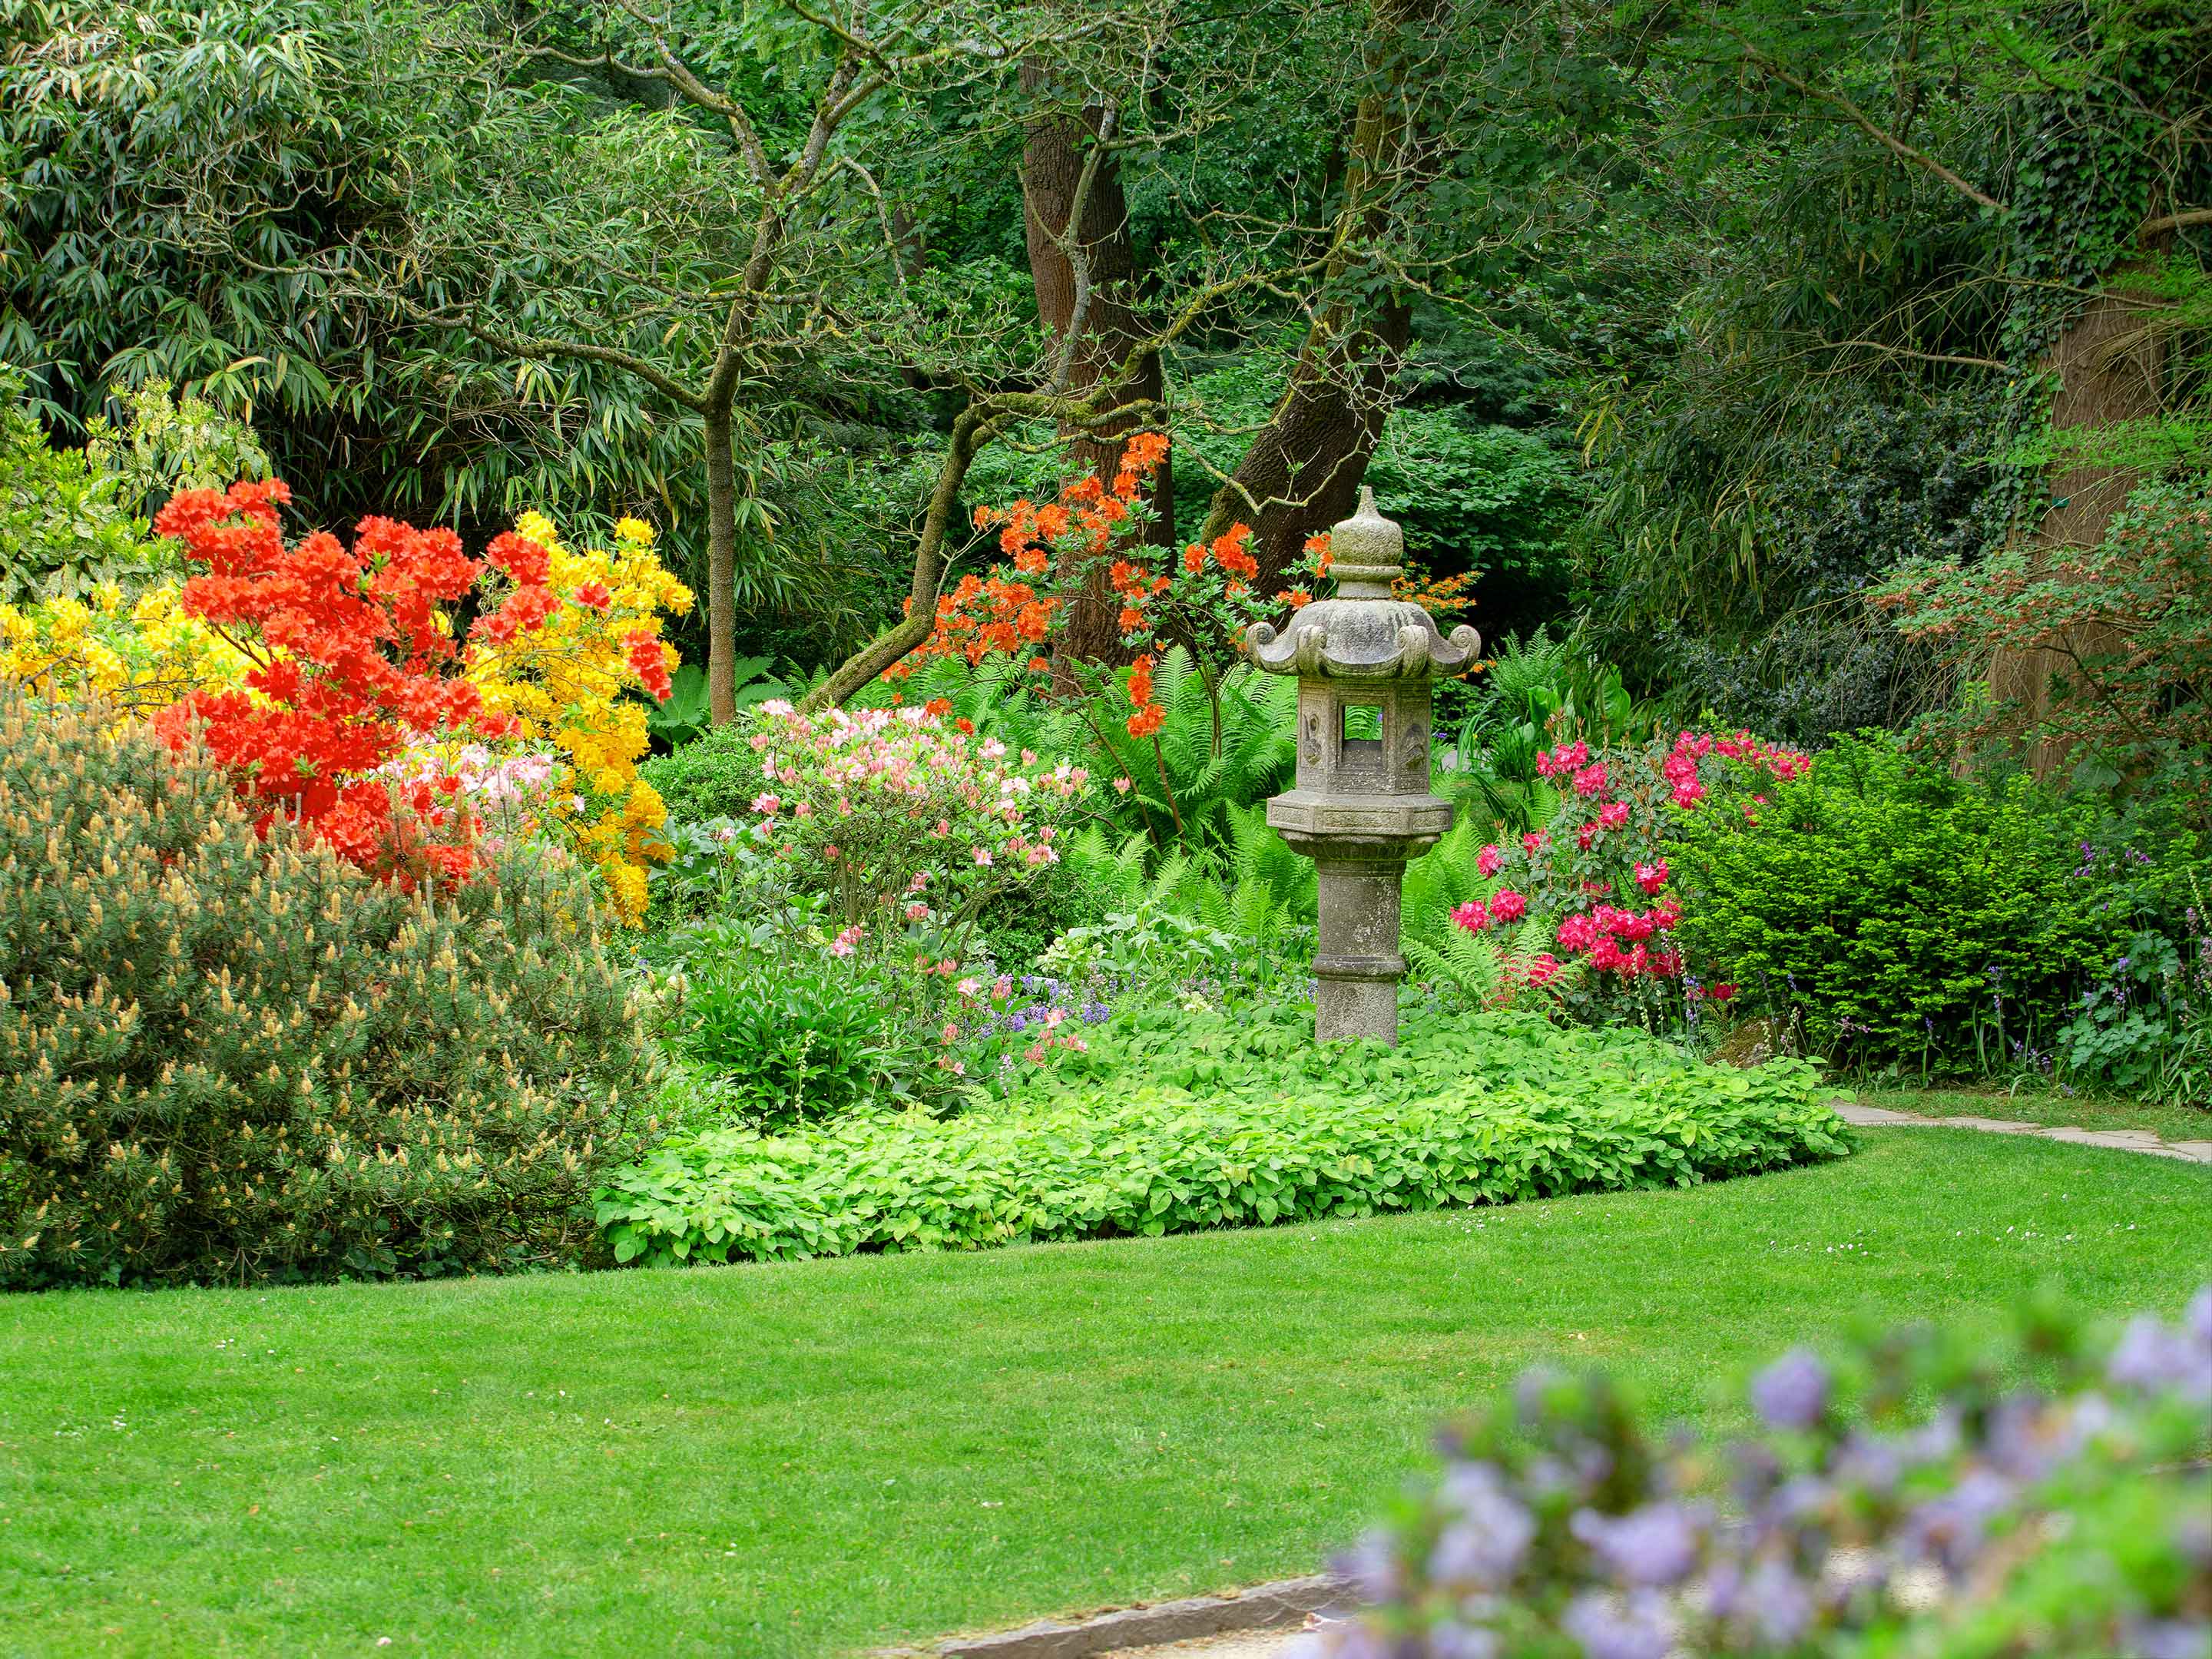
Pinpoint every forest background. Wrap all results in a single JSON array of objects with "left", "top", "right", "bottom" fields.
[{"left": 2, "top": 0, "right": 2207, "bottom": 751}]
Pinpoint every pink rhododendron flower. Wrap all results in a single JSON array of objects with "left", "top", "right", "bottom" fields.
[
  {"left": 1571, "top": 763, "right": 1608, "bottom": 797},
  {"left": 1710, "top": 982, "right": 1738, "bottom": 1002},
  {"left": 1523, "top": 830, "right": 1548, "bottom": 854},
  {"left": 1477, "top": 843, "right": 1504, "bottom": 877},
  {"left": 1557, "top": 913, "right": 1599, "bottom": 953},
  {"left": 1598, "top": 801, "right": 1630, "bottom": 830},
  {"left": 972, "top": 846, "right": 992, "bottom": 866},
  {"left": 1451, "top": 900, "right": 1492, "bottom": 932},
  {"left": 751, "top": 792, "right": 781, "bottom": 814},
  {"left": 1634, "top": 859, "right": 1668, "bottom": 896},
  {"left": 827, "top": 925, "right": 863, "bottom": 958},
  {"left": 1490, "top": 889, "right": 1527, "bottom": 922}
]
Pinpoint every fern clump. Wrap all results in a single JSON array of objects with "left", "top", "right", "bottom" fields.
[{"left": 0, "top": 696, "right": 657, "bottom": 1286}]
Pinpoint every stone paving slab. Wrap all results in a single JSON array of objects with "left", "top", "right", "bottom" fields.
[
  {"left": 1829, "top": 1100, "right": 2212, "bottom": 1162},
  {"left": 1101, "top": 1628, "right": 1316, "bottom": 1658},
  {"left": 936, "top": 1576, "right": 1353, "bottom": 1659}
]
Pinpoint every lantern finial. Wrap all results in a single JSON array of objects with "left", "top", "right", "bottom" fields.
[{"left": 1327, "top": 485, "right": 1403, "bottom": 597}]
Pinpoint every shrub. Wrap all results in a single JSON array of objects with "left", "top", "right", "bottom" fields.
[
  {"left": 676, "top": 937, "right": 914, "bottom": 1127},
  {"left": 1438, "top": 728, "right": 1808, "bottom": 1028},
  {"left": 0, "top": 697, "right": 657, "bottom": 1286},
  {"left": 641, "top": 715, "right": 773, "bottom": 827},
  {"left": 0, "top": 366, "right": 168, "bottom": 601},
  {"left": 1308, "top": 1286, "right": 2212, "bottom": 1659},
  {"left": 595, "top": 1002, "right": 1844, "bottom": 1266},
  {"left": 1671, "top": 734, "right": 2111, "bottom": 1075},
  {"left": 747, "top": 701, "right": 1088, "bottom": 942}
]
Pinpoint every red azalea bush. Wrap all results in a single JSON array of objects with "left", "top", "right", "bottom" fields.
[
  {"left": 1449, "top": 729, "right": 1810, "bottom": 1025},
  {"left": 146, "top": 478, "right": 656, "bottom": 892}
]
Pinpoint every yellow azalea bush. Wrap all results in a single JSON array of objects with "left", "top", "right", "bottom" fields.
[
  {"left": 0, "top": 581, "right": 253, "bottom": 710},
  {"left": 465, "top": 511, "right": 694, "bottom": 923}
]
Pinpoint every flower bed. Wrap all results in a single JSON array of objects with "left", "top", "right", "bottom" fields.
[{"left": 596, "top": 1006, "right": 1846, "bottom": 1266}]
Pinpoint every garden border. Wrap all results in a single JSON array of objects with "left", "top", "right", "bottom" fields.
[
  {"left": 918, "top": 1572, "right": 1354, "bottom": 1659},
  {"left": 1832, "top": 1101, "right": 2212, "bottom": 1162}
]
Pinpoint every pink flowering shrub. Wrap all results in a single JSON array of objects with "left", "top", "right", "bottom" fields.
[
  {"left": 375, "top": 741, "right": 566, "bottom": 861},
  {"left": 1449, "top": 730, "right": 1810, "bottom": 1024},
  {"left": 746, "top": 697, "right": 1090, "bottom": 994}
]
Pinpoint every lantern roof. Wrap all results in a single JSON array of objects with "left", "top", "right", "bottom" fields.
[{"left": 1246, "top": 488, "right": 1479, "bottom": 681}]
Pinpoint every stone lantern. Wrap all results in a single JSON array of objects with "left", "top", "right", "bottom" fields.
[{"left": 1245, "top": 487, "right": 1479, "bottom": 1045}]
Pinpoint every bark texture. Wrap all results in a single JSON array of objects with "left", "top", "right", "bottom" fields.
[
  {"left": 1020, "top": 68, "right": 1171, "bottom": 664},
  {"left": 1991, "top": 274, "right": 2164, "bottom": 776}
]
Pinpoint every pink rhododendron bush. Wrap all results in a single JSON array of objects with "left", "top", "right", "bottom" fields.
[
  {"left": 746, "top": 700, "right": 1090, "bottom": 939},
  {"left": 1444, "top": 729, "right": 1810, "bottom": 1025}
]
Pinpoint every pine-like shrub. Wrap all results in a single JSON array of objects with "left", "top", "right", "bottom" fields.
[{"left": 0, "top": 696, "right": 657, "bottom": 1286}]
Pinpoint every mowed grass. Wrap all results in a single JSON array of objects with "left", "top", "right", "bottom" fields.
[{"left": 3, "top": 1131, "right": 2206, "bottom": 1659}]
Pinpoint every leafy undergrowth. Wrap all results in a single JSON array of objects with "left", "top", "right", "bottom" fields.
[{"left": 598, "top": 1004, "right": 1846, "bottom": 1267}]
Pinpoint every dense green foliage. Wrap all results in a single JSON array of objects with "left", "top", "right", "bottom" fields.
[
  {"left": 1673, "top": 737, "right": 2111, "bottom": 1074},
  {"left": 595, "top": 1002, "right": 1844, "bottom": 1267},
  {"left": 0, "top": 697, "right": 656, "bottom": 1286}
]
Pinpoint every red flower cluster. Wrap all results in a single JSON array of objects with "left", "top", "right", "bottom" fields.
[
  {"left": 624, "top": 628, "right": 674, "bottom": 700},
  {"left": 151, "top": 481, "right": 518, "bottom": 887},
  {"left": 892, "top": 435, "right": 1174, "bottom": 679},
  {"left": 1555, "top": 900, "right": 1684, "bottom": 978},
  {"left": 1661, "top": 730, "right": 1807, "bottom": 808},
  {"left": 1124, "top": 652, "right": 1164, "bottom": 737}
]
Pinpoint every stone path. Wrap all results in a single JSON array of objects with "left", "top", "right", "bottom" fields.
[
  {"left": 1829, "top": 1100, "right": 2212, "bottom": 1163},
  {"left": 1101, "top": 1626, "right": 1321, "bottom": 1659}
]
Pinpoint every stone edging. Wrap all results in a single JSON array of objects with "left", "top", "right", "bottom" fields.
[
  {"left": 1831, "top": 1100, "right": 2212, "bottom": 1163},
  {"left": 926, "top": 1573, "right": 1353, "bottom": 1659}
]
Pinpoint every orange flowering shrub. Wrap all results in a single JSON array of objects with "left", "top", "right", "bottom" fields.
[{"left": 892, "top": 432, "right": 1323, "bottom": 740}]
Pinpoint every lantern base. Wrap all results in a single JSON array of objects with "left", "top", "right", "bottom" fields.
[
  {"left": 1314, "top": 966, "right": 1403, "bottom": 1045},
  {"left": 1310, "top": 854, "right": 1411, "bottom": 1046}
]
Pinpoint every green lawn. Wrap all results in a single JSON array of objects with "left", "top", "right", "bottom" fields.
[{"left": 3, "top": 1131, "right": 2206, "bottom": 1659}]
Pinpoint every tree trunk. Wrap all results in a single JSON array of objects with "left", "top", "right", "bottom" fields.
[
  {"left": 1988, "top": 273, "right": 2164, "bottom": 775},
  {"left": 703, "top": 399, "right": 740, "bottom": 724},
  {"left": 1021, "top": 69, "right": 1171, "bottom": 665},
  {"left": 1194, "top": 0, "right": 1432, "bottom": 594},
  {"left": 803, "top": 406, "right": 995, "bottom": 709},
  {"left": 1198, "top": 296, "right": 1412, "bottom": 593}
]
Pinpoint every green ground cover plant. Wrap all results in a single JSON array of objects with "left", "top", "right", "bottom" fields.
[
  {"left": 1, "top": 1131, "right": 2203, "bottom": 1659},
  {"left": 597, "top": 1003, "right": 1844, "bottom": 1267}
]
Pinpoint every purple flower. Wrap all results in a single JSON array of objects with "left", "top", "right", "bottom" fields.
[
  {"left": 1738, "top": 1556, "right": 1813, "bottom": 1644},
  {"left": 1750, "top": 1349, "right": 1830, "bottom": 1430},
  {"left": 2186, "top": 1286, "right": 2212, "bottom": 1347},
  {"left": 1335, "top": 1532, "right": 1400, "bottom": 1604},
  {"left": 1902, "top": 1467, "right": 2014, "bottom": 1573},
  {"left": 2108, "top": 1313, "right": 2212, "bottom": 1405},
  {"left": 1429, "top": 1462, "right": 1535, "bottom": 1586},
  {"left": 1560, "top": 1590, "right": 1672, "bottom": 1659},
  {"left": 1570, "top": 1502, "right": 1701, "bottom": 1587},
  {"left": 1426, "top": 1621, "right": 1502, "bottom": 1659},
  {"left": 2122, "top": 1619, "right": 2210, "bottom": 1659}
]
